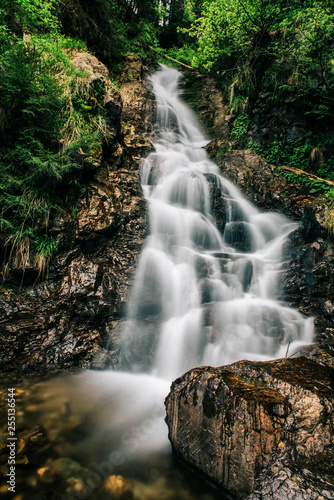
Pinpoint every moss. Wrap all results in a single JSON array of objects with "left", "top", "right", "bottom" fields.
[
  {"left": 235, "top": 358, "right": 334, "bottom": 397},
  {"left": 217, "top": 368, "right": 286, "bottom": 408}
]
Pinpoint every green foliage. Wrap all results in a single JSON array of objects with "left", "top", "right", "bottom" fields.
[
  {"left": 247, "top": 135, "right": 334, "bottom": 185},
  {"left": 59, "top": 0, "right": 160, "bottom": 68},
  {"left": 181, "top": 0, "right": 334, "bottom": 81},
  {"left": 230, "top": 114, "right": 251, "bottom": 142},
  {"left": 0, "top": 33, "right": 108, "bottom": 277},
  {"left": 305, "top": 104, "right": 332, "bottom": 120},
  {"left": 318, "top": 161, "right": 334, "bottom": 182},
  {"left": 248, "top": 139, "right": 313, "bottom": 170},
  {"left": 0, "top": 0, "right": 164, "bottom": 281},
  {"left": 127, "top": 19, "right": 160, "bottom": 58},
  {"left": 0, "top": 0, "right": 60, "bottom": 40},
  {"left": 174, "top": 0, "right": 334, "bottom": 149},
  {"left": 159, "top": 0, "right": 198, "bottom": 47},
  {"left": 216, "top": 145, "right": 231, "bottom": 156},
  {"left": 276, "top": 168, "right": 331, "bottom": 195},
  {"left": 34, "top": 234, "right": 57, "bottom": 258},
  {"left": 166, "top": 44, "right": 198, "bottom": 66}
]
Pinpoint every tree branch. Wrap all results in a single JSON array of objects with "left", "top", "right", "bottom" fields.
[
  {"left": 151, "top": 47, "right": 196, "bottom": 70},
  {"left": 235, "top": 0, "right": 263, "bottom": 30}
]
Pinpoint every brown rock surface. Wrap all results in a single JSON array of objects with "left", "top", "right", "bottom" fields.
[
  {"left": 165, "top": 357, "right": 334, "bottom": 499},
  {"left": 71, "top": 52, "right": 110, "bottom": 83}
]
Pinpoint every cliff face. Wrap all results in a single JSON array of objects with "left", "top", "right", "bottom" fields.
[
  {"left": 0, "top": 55, "right": 155, "bottom": 377},
  {"left": 194, "top": 76, "right": 334, "bottom": 355}
]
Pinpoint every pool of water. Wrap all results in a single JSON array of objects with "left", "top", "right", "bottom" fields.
[{"left": 0, "top": 371, "right": 228, "bottom": 500}]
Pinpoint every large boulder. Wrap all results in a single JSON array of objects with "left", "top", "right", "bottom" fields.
[{"left": 165, "top": 355, "right": 334, "bottom": 499}]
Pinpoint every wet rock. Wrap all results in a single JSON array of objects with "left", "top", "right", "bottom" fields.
[
  {"left": 246, "top": 452, "right": 334, "bottom": 500},
  {"left": 205, "top": 148, "right": 334, "bottom": 352},
  {"left": 224, "top": 221, "right": 254, "bottom": 252},
  {"left": 71, "top": 52, "right": 110, "bottom": 83},
  {"left": 205, "top": 174, "right": 226, "bottom": 235},
  {"left": 300, "top": 205, "right": 322, "bottom": 242},
  {"left": 165, "top": 356, "right": 334, "bottom": 499},
  {"left": 199, "top": 279, "right": 214, "bottom": 304},
  {"left": 280, "top": 230, "right": 334, "bottom": 352},
  {"left": 211, "top": 149, "right": 328, "bottom": 230},
  {"left": 121, "top": 58, "right": 156, "bottom": 156}
]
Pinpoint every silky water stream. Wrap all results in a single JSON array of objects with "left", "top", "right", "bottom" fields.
[{"left": 8, "top": 65, "right": 314, "bottom": 500}]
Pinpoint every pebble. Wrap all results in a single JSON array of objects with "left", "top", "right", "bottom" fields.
[{"left": 102, "top": 475, "right": 134, "bottom": 499}]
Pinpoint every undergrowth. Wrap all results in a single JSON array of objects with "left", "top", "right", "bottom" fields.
[{"left": 0, "top": 33, "right": 108, "bottom": 279}]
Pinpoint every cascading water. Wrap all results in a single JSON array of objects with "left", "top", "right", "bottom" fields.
[
  {"left": 119, "top": 64, "right": 313, "bottom": 382},
  {"left": 15, "top": 65, "right": 315, "bottom": 500}
]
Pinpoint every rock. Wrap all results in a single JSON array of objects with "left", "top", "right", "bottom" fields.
[
  {"left": 205, "top": 174, "right": 227, "bottom": 235},
  {"left": 71, "top": 52, "right": 123, "bottom": 150},
  {"left": 37, "top": 466, "right": 57, "bottom": 484},
  {"left": 182, "top": 72, "right": 231, "bottom": 144},
  {"left": 165, "top": 356, "right": 334, "bottom": 499},
  {"left": 121, "top": 58, "right": 156, "bottom": 141},
  {"left": 102, "top": 475, "right": 134, "bottom": 499},
  {"left": 66, "top": 478, "right": 87, "bottom": 496},
  {"left": 280, "top": 230, "right": 334, "bottom": 352},
  {"left": 204, "top": 148, "right": 334, "bottom": 352},
  {"left": 224, "top": 221, "right": 254, "bottom": 252},
  {"left": 300, "top": 205, "right": 321, "bottom": 242},
  {"left": 210, "top": 149, "right": 329, "bottom": 232},
  {"left": 50, "top": 457, "right": 87, "bottom": 480},
  {"left": 104, "top": 87, "right": 122, "bottom": 120},
  {"left": 168, "top": 70, "right": 334, "bottom": 500},
  {"left": 246, "top": 452, "right": 334, "bottom": 499},
  {"left": 71, "top": 52, "right": 109, "bottom": 84}
]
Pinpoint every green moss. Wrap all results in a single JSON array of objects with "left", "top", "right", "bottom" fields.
[{"left": 237, "top": 358, "right": 334, "bottom": 397}]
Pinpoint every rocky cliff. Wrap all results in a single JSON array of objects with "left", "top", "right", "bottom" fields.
[{"left": 0, "top": 55, "right": 154, "bottom": 377}]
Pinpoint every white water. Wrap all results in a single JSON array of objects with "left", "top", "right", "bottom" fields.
[
  {"left": 119, "top": 65, "right": 313, "bottom": 379},
  {"left": 82, "top": 65, "right": 314, "bottom": 465}
]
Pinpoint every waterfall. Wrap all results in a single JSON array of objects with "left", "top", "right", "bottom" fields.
[
  {"left": 30, "top": 66, "right": 314, "bottom": 495},
  {"left": 68, "top": 64, "right": 313, "bottom": 470},
  {"left": 118, "top": 64, "right": 313, "bottom": 381}
]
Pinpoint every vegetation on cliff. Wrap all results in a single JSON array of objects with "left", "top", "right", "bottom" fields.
[
  {"left": 0, "top": 0, "right": 158, "bottom": 278},
  {"left": 166, "top": 1, "right": 334, "bottom": 201}
]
